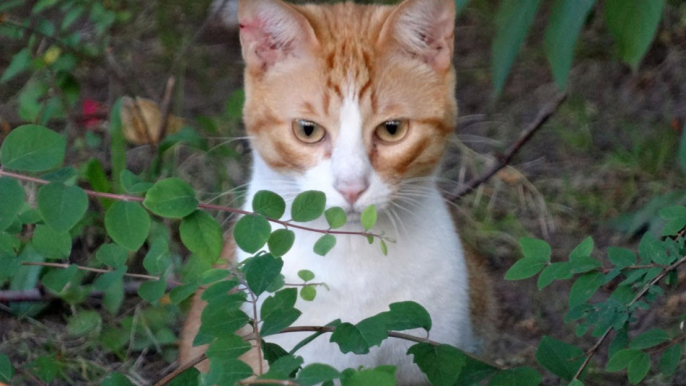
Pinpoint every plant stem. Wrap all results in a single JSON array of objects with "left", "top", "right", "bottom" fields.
[
  {"left": 571, "top": 255, "right": 686, "bottom": 381},
  {"left": 21, "top": 262, "right": 179, "bottom": 284},
  {"left": 0, "top": 168, "right": 385, "bottom": 240}
]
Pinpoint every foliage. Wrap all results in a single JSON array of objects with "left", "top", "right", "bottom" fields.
[{"left": 0, "top": 0, "right": 684, "bottom": 385}]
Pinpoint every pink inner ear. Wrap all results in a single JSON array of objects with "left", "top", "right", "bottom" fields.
[{"left": 240, "top": 18, "right": 282, "bottom": 67}]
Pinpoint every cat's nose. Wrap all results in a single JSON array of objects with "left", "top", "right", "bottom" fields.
[{"left": 335, "top": 180, "right": 369, "bottom": 205}]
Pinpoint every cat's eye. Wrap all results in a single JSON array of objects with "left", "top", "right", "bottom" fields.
[
  {"left": 375, "top": 120, "right": 409, "bottom": 143},
  {"left": 292, "top": 119, "right": 326, "bottom": 144}
]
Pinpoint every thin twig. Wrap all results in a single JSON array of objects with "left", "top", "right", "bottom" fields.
[
  {"left": 239, "top": 380, "right": 301, "bottom": 386},
  {"left": 0, "top": 281, "right": 177, "bottom": 303},
  {"left": 157, "top": 77, "right": 176, "bottom": 143},
  {"left": 446, "top": 93, "right": 567, "bottom": 201},
  {"left": 571, "top": 255, "right": 686, "bottom": 381},
  {"left": 154, "top": 354, "right": 207, "bottom": 386},
  {"left": 0, "top": 168, "right": 386, "bottom": 241},
  {"left": 21, "top": 262, "right": 180, "bottom": 285},
  {"left": 243, "top": 326, "right": 501, "bottom": 370}
]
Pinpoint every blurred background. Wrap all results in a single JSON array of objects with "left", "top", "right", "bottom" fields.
[{"left": 1, "top": 0, "right": 686, "bottom": 385}]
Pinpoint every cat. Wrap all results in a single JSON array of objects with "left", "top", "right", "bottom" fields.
[{"left": 180, "top": 0, "right": 495, "bottom": 384}]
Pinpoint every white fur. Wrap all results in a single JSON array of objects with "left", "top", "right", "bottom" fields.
[{"left": 238, "top": 94, "right": 474, "bottom": 384}]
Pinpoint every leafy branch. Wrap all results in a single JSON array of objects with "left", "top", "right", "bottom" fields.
[
  {"left": 0, "top": 168, "right": 386, "bottom": 241},
  {"left": 571, "top": 255, "right": 686, "bottom": 381}
]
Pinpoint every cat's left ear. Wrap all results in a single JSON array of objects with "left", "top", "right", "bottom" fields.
[{"left": 378, "top": 0, "right": 456, "bottom": 72}]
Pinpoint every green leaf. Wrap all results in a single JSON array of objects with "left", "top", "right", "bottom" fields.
[
  {"left": 31, "top": 355, "right": 60, "bottom": 383},
  {"left": 101, "top": 372, "right": 134, "bottom": 386},
  {"left": 0, "top": 177, "right": 25, "bottom": 231},
  {"left": 200, "top": 307, "right": 250, "bottom": 339},
  {"left": 605, "top": 0, "right": 665, "bottom": 70},
  {"left": 407, "top": 343, "right": 466, "bottom": 386},
  {"left": 298, "top": 270, "right": 315, "bottom": 282},
  {"left": 234, "top": 215, "right": 271, "bottom": 253},
  {"left": 67, "top": 310, "right": 101, "bottom": 336},
  {"left": 105, "top": 201, "right": 150, "bottom": 251},
  {"left": 244, "top": 253, "right": 283, "bottom": 296},
  {"left": 0, "top": 354, "right": 14, "bottom": 382},
  {"left": 1, "top": 48, "right": 32, "bottom": 83},
  {"left": 37, "top": 182, "right": 88, "bottom": 232},
  {"left": 487, "top": 367, "right": 541, "bottom": 386},
  {"left": 361, "top": 205, "right": 377, "bottom": 230},
  {"left": 325, "top": 207, "right": 347, "bottom": 229},
  {"left": 253, "top": 190, "right": 286, "bottom": 219},
  {"left": 659, "top": 342, "right": 683, "bottom": 376},
  {"left": 93, "top": 267, "right": 126, "bottom": 292},
  {"left": 268, "top": 229, "right": 295, "bottom": 257},
  {"left": 608, "top": 247, "right": 636, "bottom": 268},
  {"left": 263, "top": 355, "right": 303, "bottom": 378},
  {"left": 138, "top": 279, "right": 167, "bottom": 303},
  {"left": 342, "top": 368, "right": 396, "bottom": 386},
  {"left": 168, "top": 368, "right": 199, "bottom": 386},
  {"left": 201, "top": 280, "right": 240, "bottom": 303},
  {"left": 291, "top": 191, "right": 326, "bottom": 222},
  {"left": 180, "top": 210, "right": 223, "bottom": 263},
  {"left": 1, "top": 125, "right": 66, "bottom": 171},
  {"left": 544, "top": 0, "right": 596, "bottom": 90},
  {"left": 606, "top": 348, "right": 643, "bottom": 372},
  {"left": 354, "top": 316, "right": 388, "bottom": 349},
  {"left": 537, "top": 262, "right": 573, "bottom": 289},
  {"left": 507, "top": 237, "right": 553, "bottom": 280},
  {"left": 204, "top": 358, "right": 253, "bottom": 386},
  {"left": 491, "top": 0, "right": 542, "bottom": 95},
  {"left": 261, "top": 288, "right": 302, "bottom": 336},
  {"left": 143, "top": 237, "right": 170, "bottom": 276},
  {"left": 143, "top": 178, "right": 198, "bottom": 218},
  {"left": 314, "top": 235, "right": 337, "bottom": 256},
  {"left": 535, "top": 336, "right": 585, "bottom": 381},
  {"left": 521, "top": 237, "right": 552, "bottom": 261},
  {"left": 330, "top": 323, "right": 370, "bottom": 355},
  {"left": 569, "top": 237, "right": 594, "bottom": 260},
  {"left": 630, "top": 328, "right": 671, "bottom": 349},
  {"left": 120, "top": 170, "right": 153, "bottom": 194},
  {"left": 627, "top": 351, "right": 650, "bottom": 384},
  {"left": 385, "top": 301, "right": 432, "bottom": 332},
  {"left": 300, "top": 286, "right": 317, "bottom": 301},
  {"left": 169, "top": 282, "right": 200, "bottom": 304},
  {"left": 568, "top": 255, "right": 602, "bottom": 274},
  {"left": 33, "top": 224, "right": 71, "bottom": 260},
  {"left": 639, "top": 233, "right": 671, "bottom": 265},
  {"left": 569, "top": 271, "right": 605, "bottom": 308},
  {"left": 660, "top": 206, "right": 686, "bottom": 236},
  {"left": 96, "top": 244, "right": 129, "bottom": 269},
  {"left": 206, "top": 335, "right": 251, "bottom": 359},
  {"left": 297, "top": 364, "right": 341, "bottom": 386},
  {"left": 505, "top": 258, "right": 547, "bottom": 281},
  {"left": 42, "top": 264, "right": 78, "bottom": 294}
]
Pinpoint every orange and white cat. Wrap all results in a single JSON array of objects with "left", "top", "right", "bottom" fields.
[{"left": 181, "top": 0, "right": 494, "bottom": 383}]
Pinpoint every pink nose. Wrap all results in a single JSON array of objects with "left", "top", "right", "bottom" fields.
[{"left": 335, "top": 182, "right": 369, "bottom": 205}]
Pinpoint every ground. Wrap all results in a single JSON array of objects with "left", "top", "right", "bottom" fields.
[{"left": 1, "top": 1, "right": 686, "bottom": 385}]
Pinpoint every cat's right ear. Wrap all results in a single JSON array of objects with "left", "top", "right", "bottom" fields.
[{"left": 238, "top": 0, "right": 318, "bottom": 72}]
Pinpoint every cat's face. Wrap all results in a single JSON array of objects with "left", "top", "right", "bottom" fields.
[{"left": 239, "top": 0, "right": 456, "bottom": 216}]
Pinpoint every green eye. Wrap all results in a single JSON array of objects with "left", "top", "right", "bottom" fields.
[
  {"left": 293, "top": 119, "right": 326, "bottom": 143},
  {"left": 375, "top": 120, "right": 409, "bottom": 143}
]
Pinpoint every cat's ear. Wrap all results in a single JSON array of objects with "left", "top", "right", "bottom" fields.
[
  {"left": 238, "top": 0, "right": 318, "bottom": 71},
  {"left": 378, "top": 0, "right": 456, "bottom": 72}
]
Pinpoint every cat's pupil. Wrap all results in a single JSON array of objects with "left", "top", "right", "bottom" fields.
[
  {"left": 303, "top": 123, "right": 315, "bottom": 136},
  {"left": 386, "top": 122, "right": 399, "bottom": 135}
]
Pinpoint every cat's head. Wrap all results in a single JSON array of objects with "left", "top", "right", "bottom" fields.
[{"left": 238, "top": 0, "right": 457, "bottom": 217}]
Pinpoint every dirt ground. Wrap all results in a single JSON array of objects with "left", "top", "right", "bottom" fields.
[{"left": 2, "top": 1, "right": 686, "bottom": 385}]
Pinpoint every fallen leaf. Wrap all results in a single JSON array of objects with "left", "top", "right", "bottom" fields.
[{"left": 120, "top": 97, "right": 184, "bottom": 145}]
